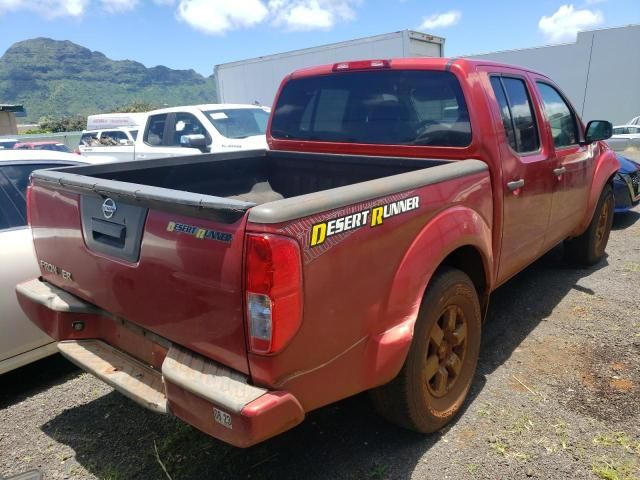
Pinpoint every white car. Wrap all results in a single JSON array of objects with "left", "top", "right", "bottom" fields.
[
  {"left": 612, "top": 124, "right": 640, "bottom": 138},
  {"left": 79, "top": 104, "right": 270, "bottom": 162},
  {"left": 0, "top": 150, "right": 105, "bottom": 374},
  {"left": 608, "top": 124, "right": 640, "bottom": 152}
]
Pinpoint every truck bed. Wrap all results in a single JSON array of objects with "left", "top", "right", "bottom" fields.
[{"left": 38, "top": 150, "right": 447, "bottom": 219}]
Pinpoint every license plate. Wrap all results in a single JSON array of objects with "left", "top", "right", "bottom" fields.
[{"left": 213, "top": 407, "right": 233, "bottom": 429}]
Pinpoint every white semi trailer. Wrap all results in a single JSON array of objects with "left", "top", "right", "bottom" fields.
[{"left": 214, "top": 30, "right": 444, "bottom": 107}]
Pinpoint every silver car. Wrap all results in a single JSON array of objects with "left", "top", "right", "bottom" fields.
[{"left": 0, "top": 150, "right": 102, "bottom": 374}]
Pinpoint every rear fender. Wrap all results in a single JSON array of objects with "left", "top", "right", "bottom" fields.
[
  {"left": 572, "top": 145, "right": 619, "bottom": 236},
  {"left": 364, "top": 206, "right": 493, "bottom": 386}
]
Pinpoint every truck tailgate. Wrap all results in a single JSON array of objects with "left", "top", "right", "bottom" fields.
[{"left": 28, "top": 182, "right": 250, "bottom": 374}]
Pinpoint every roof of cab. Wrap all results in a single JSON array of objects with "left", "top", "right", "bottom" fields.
[
  {"left": 146, "top": 104, "right": 271, "bottom": 115},
  {"left": 287, "top": 57, "right": 550, "bottom": 81}
]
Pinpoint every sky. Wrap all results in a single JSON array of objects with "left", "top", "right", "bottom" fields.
[{"left": 0, "top": 0, "right": 639, "bottom": 76}]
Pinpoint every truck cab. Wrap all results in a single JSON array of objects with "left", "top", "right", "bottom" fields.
[{"left": 79, "top": 104, "right": 271, "bottom": 162}]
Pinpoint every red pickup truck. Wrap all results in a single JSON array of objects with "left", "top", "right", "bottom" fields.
[{"left": 17, "top": 58, "right": 617, "bottom": 447}]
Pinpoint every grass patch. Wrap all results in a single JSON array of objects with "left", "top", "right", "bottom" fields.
[{"left": 592, "top": 460, "right": 637, "bottom": 480}]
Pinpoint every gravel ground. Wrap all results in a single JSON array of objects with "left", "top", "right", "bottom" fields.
[{"left": 1, "top": 206, "right": 639, "bottom": 480}]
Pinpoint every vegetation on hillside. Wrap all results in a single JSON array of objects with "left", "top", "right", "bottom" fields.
[{"left": 0, "top": 38, "right": 217, "bottom": 123}]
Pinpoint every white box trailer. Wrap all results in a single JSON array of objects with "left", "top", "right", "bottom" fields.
[
  {"left": 86, "top": 112, "right": 148, "bottom": 131},
  {"left": 214, "top": 30, "right": 444, "bottom": 107}
]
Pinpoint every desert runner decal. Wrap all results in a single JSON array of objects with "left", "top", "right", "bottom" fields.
[
  {"left": 310, "top": 196, "right": 420, "bottom": 247},
  {"left": 166, "top": 221, "right": 233, "bottom": 243}
]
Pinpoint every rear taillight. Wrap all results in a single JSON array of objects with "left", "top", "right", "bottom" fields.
[
  {"left": 26, "top": 185, "right": 33, "bottom": 227},
  {"left": 245, "top": 234, "right": 302, "bottom": 354}
]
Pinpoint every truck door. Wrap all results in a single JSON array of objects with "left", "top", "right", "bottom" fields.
[
  {"left": 531, "top": 80, "right": 595, "bottom": 249},
  {"left": 485, "top": 72, "right": 555, "bottom": 285},
  {"left": 136, "top": 112, "right": 210, "bottom": 160}
]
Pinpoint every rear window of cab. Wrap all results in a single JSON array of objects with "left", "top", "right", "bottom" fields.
[{"left": 270, "top": 70, "right": 471, "bottom": 147}]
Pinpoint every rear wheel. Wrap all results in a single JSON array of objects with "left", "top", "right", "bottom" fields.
[
  {"left": 371, "top": 267, "right": 481, "bottom": 432},
  {"left": 564, "top": 184, "right": 614, "bottom": 266}
]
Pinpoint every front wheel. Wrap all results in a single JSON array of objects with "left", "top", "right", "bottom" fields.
[
  {"left": 564, "top": 184, "right": 614, "bottom": 266},
  {"left": 371, "top": 267, "right": 482, "bottom": 433}
]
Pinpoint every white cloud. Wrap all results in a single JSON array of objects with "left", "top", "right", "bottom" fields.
[
  {"left": 538, "top": 4, "right": 603, "bottom": 42},
  {"left": 176, "top": 0, "right": 268, "bottom": 35},
  {"left": 100, "top": 0, "right": 138, "bottom": 13},
  {"left": 419, "top": 10, "right": 461, "bottom": 30},
  {"left": 270, "top": 0, "right": 359, "bottom": 31},
  {"left": 0, "top": 0, "right": 137, "bottom": 17},
  {"left": 0, "top": 0, "right": 361, "bottom": 32}
]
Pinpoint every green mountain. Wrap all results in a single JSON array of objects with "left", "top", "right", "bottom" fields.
[{"left": 0, "top": 37, "right": 217, "bottom": 122}]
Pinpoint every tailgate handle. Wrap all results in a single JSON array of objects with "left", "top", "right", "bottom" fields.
[{"left": 91, "top": 218, "right": 126, "bottom": 248}]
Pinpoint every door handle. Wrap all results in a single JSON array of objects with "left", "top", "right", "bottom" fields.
[
  {"left": 553, "top": 167, "right": 567, "bottom": 176},
  {"left": 507, "top": 179, "right": 525, "bottom": 191}
]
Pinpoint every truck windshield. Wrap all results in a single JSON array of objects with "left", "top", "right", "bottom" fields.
[
  {"left": 271, "top": 70, "right": 471, "bottom": 147},
  {"left": 205, "top": 108, "right": 270, "bottom": 139}
]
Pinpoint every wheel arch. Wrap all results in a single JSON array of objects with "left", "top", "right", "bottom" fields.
[
  {"left": 571, "top": 147, "right": 619, "bottom": 237},
  {"left": 366, "top": 206, "right": 493, "bottom": 388}
]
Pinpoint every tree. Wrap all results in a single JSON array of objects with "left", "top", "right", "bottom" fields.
[
  {"left": 109, "top": 101, "right": 159, "bottom": 113},
  {"left": 38, "top": 116, "right": 86, "bottom": 133}
]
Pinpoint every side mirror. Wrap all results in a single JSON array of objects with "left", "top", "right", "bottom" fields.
[
  {"left": 583, "top": 120, "right": 612, "bottom": 145},
  {"left": 180, "top": 134, "right": 208, "bottom": 150}
]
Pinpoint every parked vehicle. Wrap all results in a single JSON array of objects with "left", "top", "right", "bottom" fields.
[
  {"left": 18, "top": 58, "right": 617, "bottom": 447},
  {"left": 80, "top": 128, "right": 139, "bottom": 146},
  {"left": 79, "top": 104, "right": 270, "bottom": 162},
  {"left": 613, "top": 154, "right": 640, "bottom": 212},
  {"left": 78, "top": 127, "right": 138, "bottom": 156},
  {"left": 612, "top": 125, "right": 640, "bottom": 138},
  {"left": 13, "top": 141, "right": 72, "bottom": 153},
  {"left": 608, "top": 124, "right": 640, "bottom": 152},
  {"left": 0, "top": 138, "right": 19, "bottom": 150},
  {"left": 0, "top": 150, "right": 101, "bottom": 374}
]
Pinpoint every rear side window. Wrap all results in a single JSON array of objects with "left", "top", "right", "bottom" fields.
[
  {"left": 0, "top": 163, "right": 70, "bottom": 229},
  {"left": 490, "top": 76, "right": 540, "bottom": 153},
  {"left": 536, "top": 82, "right": 579, "bottom": 148},
  {"left": 144, "top": 114, "right": 168, "bottom": 146},
  {"left": 271, "top": 70, "right": 471, "bottom": 147}
]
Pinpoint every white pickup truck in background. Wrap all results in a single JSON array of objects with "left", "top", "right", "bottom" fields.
[{"left": 79, "top": 104, "right": 270, "bottom": 162}]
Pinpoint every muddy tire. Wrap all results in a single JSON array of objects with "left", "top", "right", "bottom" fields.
[
  {"left": 371, "top": 267, "right": 482, "bottom": 433},
  {"left": 564, "top": 184, "right": 614, "bottom": 266}
]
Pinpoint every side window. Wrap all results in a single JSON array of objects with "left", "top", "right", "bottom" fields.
[
  {"left": 0, "top": 163, "right": 70, "bottom": 229},
  {"left": 490, "top": 76, "right": 540, "bottom": 153},
  {"left": 501, "top": 78, "right": 540, "bottom": 153},
  {"left": 536, "top": 82, "right": 579, "bottom": 148},
  {"left": 169, "top": 113, "right": 209, "bottom": 146},
  {"left": 144, "top": 114, "right": 168, "bottom": 146},
  {"left": 490, "top": 76, "right": 517, "bottom": 151},
  {"left": 102, "top": 131, "right": 129, "bottom": 143},
  {"left": 80, "top": 133, "right": 98, "bottom": 146}
]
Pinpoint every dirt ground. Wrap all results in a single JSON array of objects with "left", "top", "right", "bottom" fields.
[{"left": 1, "top": 207, "right": 639, "bottom": 480}]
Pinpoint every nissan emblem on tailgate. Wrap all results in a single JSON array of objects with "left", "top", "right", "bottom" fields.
[{"left": 102, "top": 198, "right": 117, "bottom": 219}]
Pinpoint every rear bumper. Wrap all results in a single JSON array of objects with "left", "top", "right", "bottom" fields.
[{"left": 16, "top": 278, "right": 305, "bottom": 448}]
